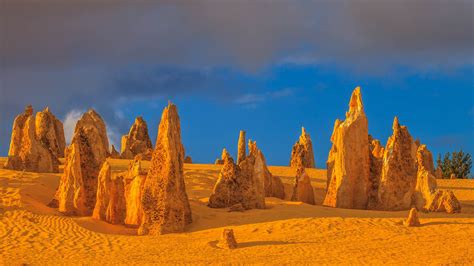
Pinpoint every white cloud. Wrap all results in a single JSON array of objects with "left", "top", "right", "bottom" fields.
[
  {"left": 63, "top": 109, "right": 83, "bottom": 144},
  {"left": 234, "top": 88, "right": 294, "bottom": 108}
]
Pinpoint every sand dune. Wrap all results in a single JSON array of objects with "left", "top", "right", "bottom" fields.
[{"left": 1, "top": 159, "right": 473, "bottom": 264}]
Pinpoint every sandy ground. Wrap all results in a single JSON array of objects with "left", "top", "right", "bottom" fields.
[{"left": 1, "top": 158, "right": 473, "bottom": 264}]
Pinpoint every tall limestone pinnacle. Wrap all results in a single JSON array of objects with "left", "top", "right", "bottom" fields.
[
  {"left": 323, "top": 87, "right": 371, "bottom": 209},
  {"left": 139, "top": 102, "right": 192, "bottom": 235},
  {"left": 237, "top": 130, "right": 246, "bottom": 164},
  {"left": 53, "top": 109, "right": 110, "bottom": 215},
  {"left": 376, "top": 117, "right": 418, "bottom": 210},
  {"left": 290, "top": 127, "right": 316, "bottom": 168},
  {"left": 4, "top": 105, "right": 62, "bottom": 173},
  {"left": 121, "top": 116, "right": 153, "bottom": 160}
]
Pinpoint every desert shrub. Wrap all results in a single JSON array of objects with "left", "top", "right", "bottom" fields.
[{"left": 437, "top": 150, "right": 472, "bottom": 179}]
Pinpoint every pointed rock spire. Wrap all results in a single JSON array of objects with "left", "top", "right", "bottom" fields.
[
  {"left": 237, "top": 130, "right": 246, "bottom": 164},
  {"left": 121, "top": 116, "right": 153, "bottom": 160},
  {"left": 289, "top": 126, "right": 315, "bottom": 168},
  {"left": 324, "top": 87, "right": 371, "bottom": 209},
  {"left": 139, "top": 102, "right": 192, "bottom": 235},
  {"left": 54, "top": 109, "right": 110, "bottom": 215},
  {"left": 4, "top": 105, "right": 59, "bottom": 173}
]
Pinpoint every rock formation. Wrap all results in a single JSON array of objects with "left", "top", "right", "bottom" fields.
[
  {"left": 109, "top": 145, "right": 121, "bottom": 159},
  {"left": 237, "top": 130, "right": 246, "bottom": 164},
  {"left": 413, "top": 145, "right": 438, "bottom": 210},
  {"left": 214, "top": 158, "right": 224, "bottom": 165},
  {"left": 245, "top": 141, "right": 285, "bottom": 200},
  {"left": 219, "top": 229, "right": 238, "bottom": 249},
  {"left": 404, "top": 208, "right": 420, "bottom": 227},
  {"left": 214, "top": 149, "right": 227, "bottom": 165},
  {"left": 428, "top": 190, "right": 461, "bottom": 214},
  {"left": 124, "top": 156, "right": 147, "bottom": 226},
  {"left": 367, "top": 135, "right": 384, "bottom": 209},
  {"left": 54, "top": 109, "right": 110, "bottom": 215},
  {"left": 35, "top": 107, "right": 66, "bottom": 158},
  {"left": 121, "top": 116, "right": 153, "bottom": 160},
  {"left": 435, "top": 166, "right": 443, "bottom": 179},
  {"left": 377, "top": 117, "right": 418, "bottom": 211},
  {"left": 92, "top": 161, "right": 126, "bottom": 224},
  {"left": 289, "top": 127, "right": 315, "bottom": 168},
  {"left": 139, "top": 103, "right": 192, "bottom": 235},
  {"left": 4, "top": 105, "right": 60, "bottom": 173},
  {"left": 208, "top": 141, "right": 267, "bottom": 209},
  {"left": 323, "top": 87, "right": 371, "bottom": 209},
  {"left": 291, "top": 165, "right": 315, "bottom": 205},
  {"left": 184, "top": 156, "right": 192, "bottom": 163}
]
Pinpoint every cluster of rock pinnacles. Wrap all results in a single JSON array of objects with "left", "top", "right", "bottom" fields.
[{"left": 3, "top": 87, "right": 461, "bottom": 236}]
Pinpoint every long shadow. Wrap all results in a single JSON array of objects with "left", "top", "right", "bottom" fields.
[
  {"left": 208, "top": 240, "right": 312, "bottom": 249},
  {"left": 438, "top": 186, "right": 474, "bottom": 191},
  {"left": 421, "top": 221, "right": 474, "bottom": 227}
]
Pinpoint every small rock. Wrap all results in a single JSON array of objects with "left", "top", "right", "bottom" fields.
[
  {"left": 404, "top": 208, "right": 420, "bottom": 227},
  {"left": 220, "top": 229, "right": 237, "bottom": 249}
]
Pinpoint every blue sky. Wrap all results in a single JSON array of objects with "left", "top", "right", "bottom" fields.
[{"left": 0, "top": 1, "right": 473, "bottom": 167}]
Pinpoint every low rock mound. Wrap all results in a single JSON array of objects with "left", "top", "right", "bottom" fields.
[
  {"left": 219, "top": 229, "right": 238, "bottom": 249},
  {"left": 404, "top": 208, "right": 420, "bottom": 227}
]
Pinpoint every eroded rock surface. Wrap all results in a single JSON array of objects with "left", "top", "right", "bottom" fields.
[
  {"left": 121, "top": 116, "right": 153, "bottom": 160},
  {"left": 323, "top": 87, "right": 371, "bottom": 209},
  {"left": 124, "top": 157, "right": 147, "bottom": 226},
  {"left": 237, "top": 130, "right": 246, "bottom": 164},
  {"left": 139, "top": 103, "right": 192, "bottom": 235},
  {"left": 35, "top": 107, "right": 66, "bottom": 158},
  {"left": 291, "top": 166, "right": 315, "bottom": 205},
  {"left": 109, "top": 145, "right": 121, "bottom": 159},
  {"left": 404, "top": 208, "right": 420, "bottom": 227},
  {"left": 184, "top": 156, "right": 192, "bottom": 163},
  {"left": 92, "top": 161, "right": 126, "bottom": 224},
  {"left": 54, "top": 109, "right": 110, "bottom": 215},
  {"left": 377, "top": 117, "right": 418, "bottom": 211},
  {"left": 290, "top": 127, "right": 315, "bottom": 168},
  {"left": 4, "top": 105, "right": 60, "bottom": 173},
  {"left": 219, "top": 229, "right": 238, "bottom": 249}
]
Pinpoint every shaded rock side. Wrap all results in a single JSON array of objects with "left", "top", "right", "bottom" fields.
[
  {"left": 323, "top": 87, "right": 371, "bottom": 209},
  {"left": 92, "top": 161, "right": 126, "bottom": 224},
  {"left": 367, "top": 135, "right": 383, "bottom": 209},
  {"left": 237, "top": 130, "right": 246, "bottom": 164},
  {"left": 4, "top": 105, "right": 59, "bottom": 173},
  {"left": 121, "top": 116, "right": 153, "bottom": 160},
  {"left": 55, "top": 109, "right": 110, "bottom": 215},
  {"left": 377, "top": 117, "right": 418, "bottom": 211},
  {"left": 109, "top": 145, "right": 121, "bottom": 159},
  {"left": 428, "top": 190, "right": 462, "bottom": 214},
  {"left": 139, "top": 103, "right": 192, "bottom": 235},
  {"left": 184, "top": 156, "right": 192, "bottom": 163},
  {"left": 291, "top": 166, "right": 315, "bottom": 205},
  {"left": 413, "top": 145, "right": 438, "bottom": 210},
  {"left": 35, "top": 107, "right": 66, "bottom": 158},
  {"left": 208, "top": 142, "right": 267, "bottom": 210},
  {"left": 289, "top": 127, "right": 315, "bottom": 168},
  {"left": 124, "top": 157, "right": 147, "bottom": 226}
]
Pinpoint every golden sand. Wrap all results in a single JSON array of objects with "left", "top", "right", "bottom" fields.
[{"left": 1, "top": 159, "right": 473, "bottom": 264}]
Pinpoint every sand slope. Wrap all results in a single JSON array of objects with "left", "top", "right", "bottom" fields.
[{"left": 1, "top": 159, "right": 473, "bottom": 264}]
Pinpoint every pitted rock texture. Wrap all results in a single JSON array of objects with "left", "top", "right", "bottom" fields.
[
  {"left": 54, "top": 109, "right": 110, "bottom": 216},
  {"left": 323, "top": 87, "right": 371, "bottom": 209},
  {"left": 289, "top": 127, "right": 315, "bottom": 168},
  {"left": 121, "top": 116, "right": 153, "bottom": 160},
  {"left": 139, "top": 103, "right": 192, "bottom": 235}
]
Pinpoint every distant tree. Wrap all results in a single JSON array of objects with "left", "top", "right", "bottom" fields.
[{"left": 438, "top": 150, "right": 472, "bottom": 179}]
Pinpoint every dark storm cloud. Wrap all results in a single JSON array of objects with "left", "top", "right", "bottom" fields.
[{"left": 0, "top": 0, "right": 472, "bottom": 153}]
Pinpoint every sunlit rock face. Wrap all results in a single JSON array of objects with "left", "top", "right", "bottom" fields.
[
  {"left": 35, "top": 107, "right": 66, "bottom": 158},
  {"left": 323, "top": 87, "right": 371, "bottom": 209},
  {"left": 139, "top": 103, "right": 192, "bottom": 235},
  {"left": 54, "top": 109, "right": 110, "bottom": 216},
  {"left": 377, "top": 117, "right": 419, "bottom": 211},
  {"left": 237, "top": 130, "right": 246, "bottom": 164},
  {"left": 4, "top": 105, "right": 61, "bottom": 173},
  {"left": 291, "top": 165, "right": 315, "bottom": 205},
  {"left": 124, "top": 157, "right": 147, "bottom": 226},
  {"left": 290, "top": 127, "right": 315, "bottom": 169},
  {"left": 92, "top": 161, "right": 126, "bottom": 224},
  {"left": 121, "top": 116, "right": 153, "bottom": 160}
]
